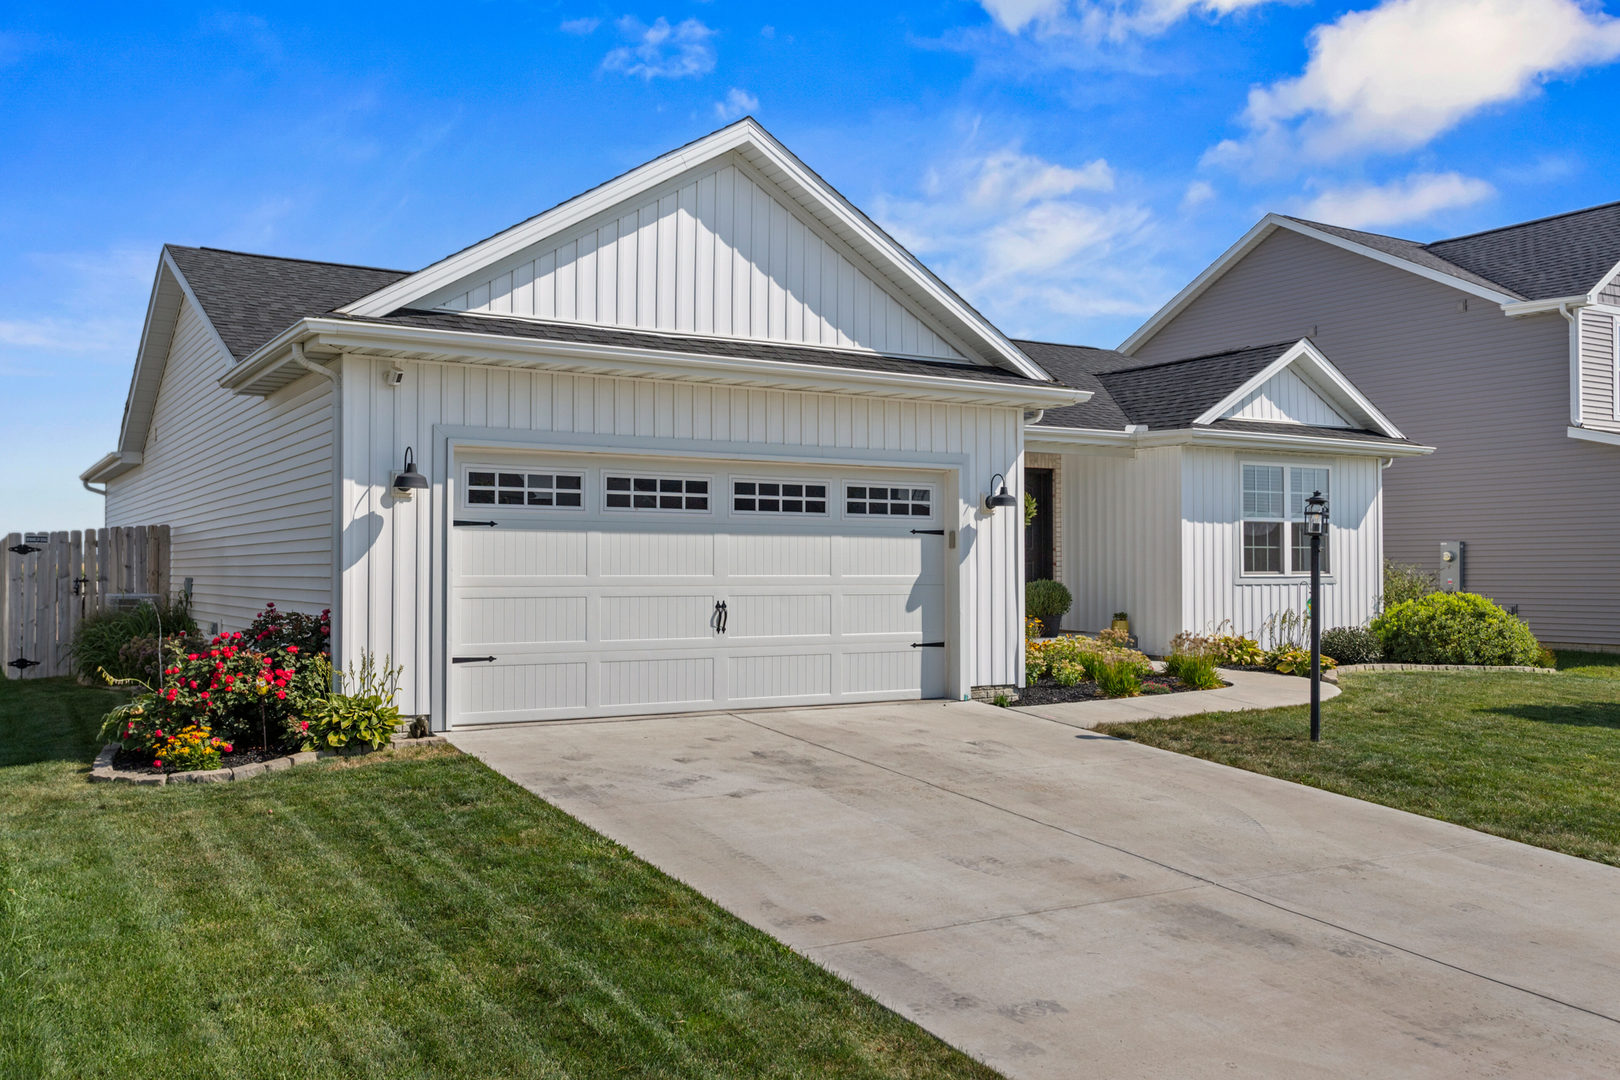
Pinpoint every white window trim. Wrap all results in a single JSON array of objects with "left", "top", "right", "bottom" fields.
[
  {"left": 730, "top": 476, "right": 832, "bottom": 516},
  {"left": 461, "top": 464, "right": 586, "bottom": 512},
  {"left": 1236, "top": 460, "right": 1335, "bottom": 583},
  {"left": 601, "top": 470, "right": 715, "bottom": 514}
]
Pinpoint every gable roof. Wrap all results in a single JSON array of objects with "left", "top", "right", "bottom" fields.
[
  {"left": 1022, "top": 338, "right": 1416, "bottom": 450},
  {"left": 335, "top": 117, "right": 1050, "bottom": 380},
  {"left": 1122, "top": 202, "right": 1620, "bottom": 355},
  {"left": 165, "top": 246, "right": 409, "bottom": 360}
]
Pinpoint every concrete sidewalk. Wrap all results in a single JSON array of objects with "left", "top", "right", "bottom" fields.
[
  {"left": 1014, "top": 665, "right": 1337, "bottom": 727},
  {"left": 451, "top": 699, "right": 1620, "bottom": 1079}
]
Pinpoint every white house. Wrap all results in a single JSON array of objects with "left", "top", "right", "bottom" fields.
[{"left": 82, "top": 119, "right": 1426, "bottom": 727}]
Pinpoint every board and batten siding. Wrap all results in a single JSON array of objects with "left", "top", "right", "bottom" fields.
[
  {"left": 1134, "top": 226, "right": 1618, "bottom": 647},
  {"left": 1179, "top": 448, "right": 1383, "bottom": 646},
  {"left": 1053, "top": 446, "right": 1183, "bottom": 654},
  {"left": 1576, "top": 310, "right": 1617, "bottom": 431},
  {"left": 104, "top": 297, "right": 335, "bottom": 630},
  {"left": 431, "top": 158, "right": 969, "bottom": 361},
  {"left": 1225, "top": 367, "right": 1350, "bottom": 427},
  {"left": 339, "top": 354, "right": 1024, "bottom": 720}
]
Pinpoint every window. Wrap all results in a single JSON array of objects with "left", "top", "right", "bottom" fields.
[
  {"left": 467, "top": 470, "right": 583, "bottom": 508},
  {"left": 1240, "top": 464, "right": 1330, "bottom": 575},
  {"left": 846, "top": 484, "right": 932, "bottom": 517},
  {"left": 605, "top": 475, "right": 709, "bottom": 511},
  {"left": 733, "top": 480, "right": 828, "bottom": 514}
]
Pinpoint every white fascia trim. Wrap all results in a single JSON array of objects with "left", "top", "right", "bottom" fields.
[
  {"left": 1502, "top": 294, "right": 1589, "bottom": 318},
  {"left": 224, "top": 318, "right": 1088, "bottom": 409},
  {"left": 1588, "top": 258, "right": 1620, "bottom": 303},
  {"left": 1568, "top": 425, "right": 1620, "bottom": 447},
  {"left": 1120, "top": 214, "right": 1521, "bottom": 355},
  {"left": 1022, "top": 422, "right": 1430, "bottom": 457},
  {"left": 1191, "top": 338, "right": 1406, "bottom": 439},
  {"left": 339, "top": 118, "right": 1048, "bottom": 382},
  {"left": 80, "top": 450, "right": 143, "bottom": 483}
]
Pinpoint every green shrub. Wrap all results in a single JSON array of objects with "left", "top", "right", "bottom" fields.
[
  {"left": 1370, "top": 592, "right": 1543, "bottom": 666},
  {"left": 1266, "top": 645, "right": 1336, "bottom": 676},
  {"left": 1382, "top": 559, "right": 1438, "bottom": 611},
  {"left": 299, "top": 654, "right": 403, "bottom": 751},
  {"left": 1095, "top": 658, "right": 1143, "bottom": 698},
  {"left": 1051, "top": 660, "right": 1086, "bottom": 687},
  {"left": 71, "top": 596, "right": 198, "bottom": 679},
  {"left": 1211, "top": 634, "right": 1265, "bottom": 667},
  {"left": 1320, "top": 626, "right": 1382, "bottom": 665},
  {"left": 1025, "top": 579, "right": 1072, "bottom": 636}
]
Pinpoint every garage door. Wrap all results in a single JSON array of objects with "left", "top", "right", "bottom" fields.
[{"left": 449, "top": 453, "right": 950, "bottom": 724}]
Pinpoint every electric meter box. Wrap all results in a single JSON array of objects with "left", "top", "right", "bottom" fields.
[{"left": 1440, "top": 541, "right": 1464, "bottom": 592}]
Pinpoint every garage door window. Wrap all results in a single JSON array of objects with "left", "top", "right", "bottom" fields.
[
  {"left": 605, "top": 475, "right": 710, "bottom": 511},
  {"left": 467, "top": 469, "right": 584, "bottom": 508},
  {"left": 846, "top": 484, "right": 932, "bottom": 517},
  {"left": 733, "top": 480, "right": 828, "bottom": 514}
]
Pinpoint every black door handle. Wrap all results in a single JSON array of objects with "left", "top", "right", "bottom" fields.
[{"left": 713, "top": 600, "right": 728, "bottom": 634}]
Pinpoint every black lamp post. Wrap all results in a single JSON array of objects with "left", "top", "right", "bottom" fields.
[{"left": 1304, "top": 489, "right": 1329, "bottom": 742}]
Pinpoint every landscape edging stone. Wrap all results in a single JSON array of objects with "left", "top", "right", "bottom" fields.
[{"left": 88, "top": 734, "right": 447, "bottom": 786}]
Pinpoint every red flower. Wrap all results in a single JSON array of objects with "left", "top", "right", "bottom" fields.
[
  {"left": 155, "top": 729, "right": 164, "bottom": 738},
  {"left": 276, "top": 690, "right": 287, "bottom": 700},
  {"left": 287, "top": 646, "right": 299, "bottom": 654},
  {"left": 153, "top": 759, "right": 163, "bottom": 769},
  {"left": 200, "top": 692, "right": 210, "bottom": 701},
  {"left": 300, "top": 720, "right": 309, "bottom": 731},
  {"left": 188, "top": 653, "right": 199, "bottom": 661},
  {"left": 222, "top": 743, "right": 233, "bottom": 752},
  {"left": 209, "top": 650, "right": 219, "bottom": 658},
  {"left": 189, "top": 680, "right": 199, "bottom": 689}
]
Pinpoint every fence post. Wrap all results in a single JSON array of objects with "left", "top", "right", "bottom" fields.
[{"left": 2, "top": 533, "right": 17, "bottom": 679}]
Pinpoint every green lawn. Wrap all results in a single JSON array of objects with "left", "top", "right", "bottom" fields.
[
  {"left": 0, "top": 678, "right": 998, "bottom": 1080},
  {"left": 1098, "top": 661, "right": 1620, "bottom": 866}
]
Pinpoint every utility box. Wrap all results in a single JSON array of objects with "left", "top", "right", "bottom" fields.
[{"left": 1440, "top": 541, "right": 1464, "bottom": 592}]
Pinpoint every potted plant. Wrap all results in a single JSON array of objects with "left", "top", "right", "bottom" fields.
[{"left": 1111, "top": 611, "right": 1130, "bottom": 634}]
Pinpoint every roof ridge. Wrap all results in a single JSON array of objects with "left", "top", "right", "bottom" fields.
[
  {"left": 1102, "top": 340, "right": 1297, "bottom": 376},
  {"left": 171, "top": 244, "right": 411, "bottom": 276},
  {"left": 1428, "top": 198, "right": 1620, "bottom": 247}
]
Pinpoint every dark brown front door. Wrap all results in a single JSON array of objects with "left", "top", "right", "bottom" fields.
[{"left": 1025, "top": 468, "right": 1054, "bottom": 583}]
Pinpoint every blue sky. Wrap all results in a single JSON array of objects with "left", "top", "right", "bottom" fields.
[{"left": 6, "top": 0, "right": 1620, "bottom": 528}]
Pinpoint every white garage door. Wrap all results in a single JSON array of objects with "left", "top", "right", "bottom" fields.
[{"left": 449, "top": 453, "right": 950, "bottom": 724}]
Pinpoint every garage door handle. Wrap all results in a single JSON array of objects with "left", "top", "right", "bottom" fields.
[
  {"left": 454, "top": 519, "right": 498, "bottom": 527},
  {"left": 714, "top": 600, "right": 728, "bottom": 634},
  {"left": 452, "top": 655, "right": 497, "bottom": 663},
  {"left": 911, "top": 641, "right": 945, "bottom": 648},
  {"left": 910, "top": 529, "right": 945, "bottom": 535}
]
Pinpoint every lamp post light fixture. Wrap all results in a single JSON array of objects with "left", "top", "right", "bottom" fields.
[
  {"left": 392, "top": 446, "right": 428, "bottom": 499},
  {"left": 1304, "top": 489, "right": 1329, "bottom": 742},
  {"left": 984, "top": 473, "right": 1018, "bottom": 513}
]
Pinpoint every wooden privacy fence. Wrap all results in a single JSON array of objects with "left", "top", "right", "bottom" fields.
[{"left": 2, "top": 526, "right": 171, "bottom": 680}]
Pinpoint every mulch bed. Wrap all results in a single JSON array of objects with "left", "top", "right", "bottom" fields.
[
  {"left": 1016, "top": 673, "right": 1226, "bottom": 707},
  {"left": 111, "top": 745, "right": 288, "bottom": 776}
]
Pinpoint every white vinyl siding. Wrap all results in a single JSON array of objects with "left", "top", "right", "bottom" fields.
[
  {"left": 1576, "top": 310, "right": 1618, "bottom": 432},
  {"left": 1182, "top": 449, "right": 1379, "bottom": 646},
  {"left": 103, "top": 298, "right": 334, "bottom": 630},
  {"left": 340, "top": 354, "right": 1024, "bottom": 720},
  {"left": 1135, "top": 226, "right": 1618, "bottom": 648},
  {"left": 1225, "top": 367, "right": 1351, "bottom": 427},
  {"left": 431, "top": 158, "right": 970, "bottom": 361}
]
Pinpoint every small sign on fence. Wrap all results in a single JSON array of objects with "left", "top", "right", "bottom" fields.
[{"left": 2, "top": 525, "right": 171, "bottom": 680}]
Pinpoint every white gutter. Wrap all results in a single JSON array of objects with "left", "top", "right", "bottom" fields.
[
  {"left": 1502, "top": 295, "right": 1588, "bottom": 318},
  {"left": 223, "top": 318, "right": 1089, "bottom": 410},
  {"left": 1025, "top": 423, "right": 1433, "bottom": 458}
]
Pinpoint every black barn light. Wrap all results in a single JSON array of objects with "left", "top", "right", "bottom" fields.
[
  {"left": 984, "top": 472, "right": 1018, "bottom": 512},
  {"left": 392, "top": 446, "right": 428, "bottom": 497}
]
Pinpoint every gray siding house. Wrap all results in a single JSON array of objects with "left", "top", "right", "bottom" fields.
[{"left": 1121, "top": 204, "right": 1620, "bottom": 649}]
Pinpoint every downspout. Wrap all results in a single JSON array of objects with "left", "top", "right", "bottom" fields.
[
  {"left": 82, "top": 479, "right": 107, "bottom": 496},
  {"left": 292, "top": 342, "right": 343, "bottom": 687},
  {"left": 1558, "top": 302, "right": 1580, "bottom": 428}
]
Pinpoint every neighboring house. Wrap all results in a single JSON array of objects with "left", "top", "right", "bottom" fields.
[
  {"left": 82, "top": 119, "right": 1417, "bottom": 726},
  {"left": 1020, "top": 339, "right": 1428, "bottom": 653},
  {"left": 1120, "top": 205, "right": 1620, "bottom": 649}
]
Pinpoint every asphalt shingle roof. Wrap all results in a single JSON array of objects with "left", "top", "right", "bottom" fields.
[
  {"left": 333, "top": 309, "right": 1037, "bottom": 385},
  {"left": 165, "top": 246, "right": 410, "bottom": 360},
  {"left": 1286, "top": 200, "right": 1620, "bottom": 302}
]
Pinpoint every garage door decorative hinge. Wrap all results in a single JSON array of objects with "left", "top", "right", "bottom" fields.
[
  {"left": 453, "top": 519, "right": 498, "bottom": 527},
  {"left": 452, "top": 655, "right": 497, "bottom": 663},
  {"left": 909, "top": 529, "right": 945, "bottom": 535},
  {"left": 910, "top": 641, "right": 945, "bottom": 648}
]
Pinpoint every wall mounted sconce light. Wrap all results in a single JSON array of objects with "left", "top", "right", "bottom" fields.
[
  {"left": 983, "top": 472, "right": 1018, "bottom": 513},
  {"left": 392, "top": 446, "right": 428, "bottom": 498}
]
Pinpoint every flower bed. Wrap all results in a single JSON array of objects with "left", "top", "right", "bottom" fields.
[
  {"left": 1022, "top": 628, "right": 1228, "bottom": 705},
  {"left": 92, "top": 603, "right": 410, "bottom": 778}
]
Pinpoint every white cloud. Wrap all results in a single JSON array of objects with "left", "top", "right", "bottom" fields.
[
  {"left": 601, "top": 16, "right": 716, "bottom": 79},
  {"left": 559, "top": 17, "right": 601, "bottom": 35},
  {"left": 1218, "top": 0, "right": 1620, "bottom": 162},
  {"left": 713, "top": 87, "right": 759, "bottom": 121},
  {"left": 1299, "top": 171, "right": 1495, "bottom": 228},
  {"left": 1181, "top": 179, "right": 1216, "bottom": 209},
  {"left": 876, "top": 142, "right": 1166, "bottom": 333},
  {"left": 979, "top": 0, "right": 1289, "bottom": 39}
]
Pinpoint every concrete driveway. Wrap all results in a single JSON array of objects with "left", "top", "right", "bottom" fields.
[{"left": 450, "top": 700, "right": 1620, "bottom": 1079}]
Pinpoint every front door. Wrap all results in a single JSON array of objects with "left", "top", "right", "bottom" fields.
[{"left": 1024, "top": 467, "right": 1054, "bottom": 583}]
